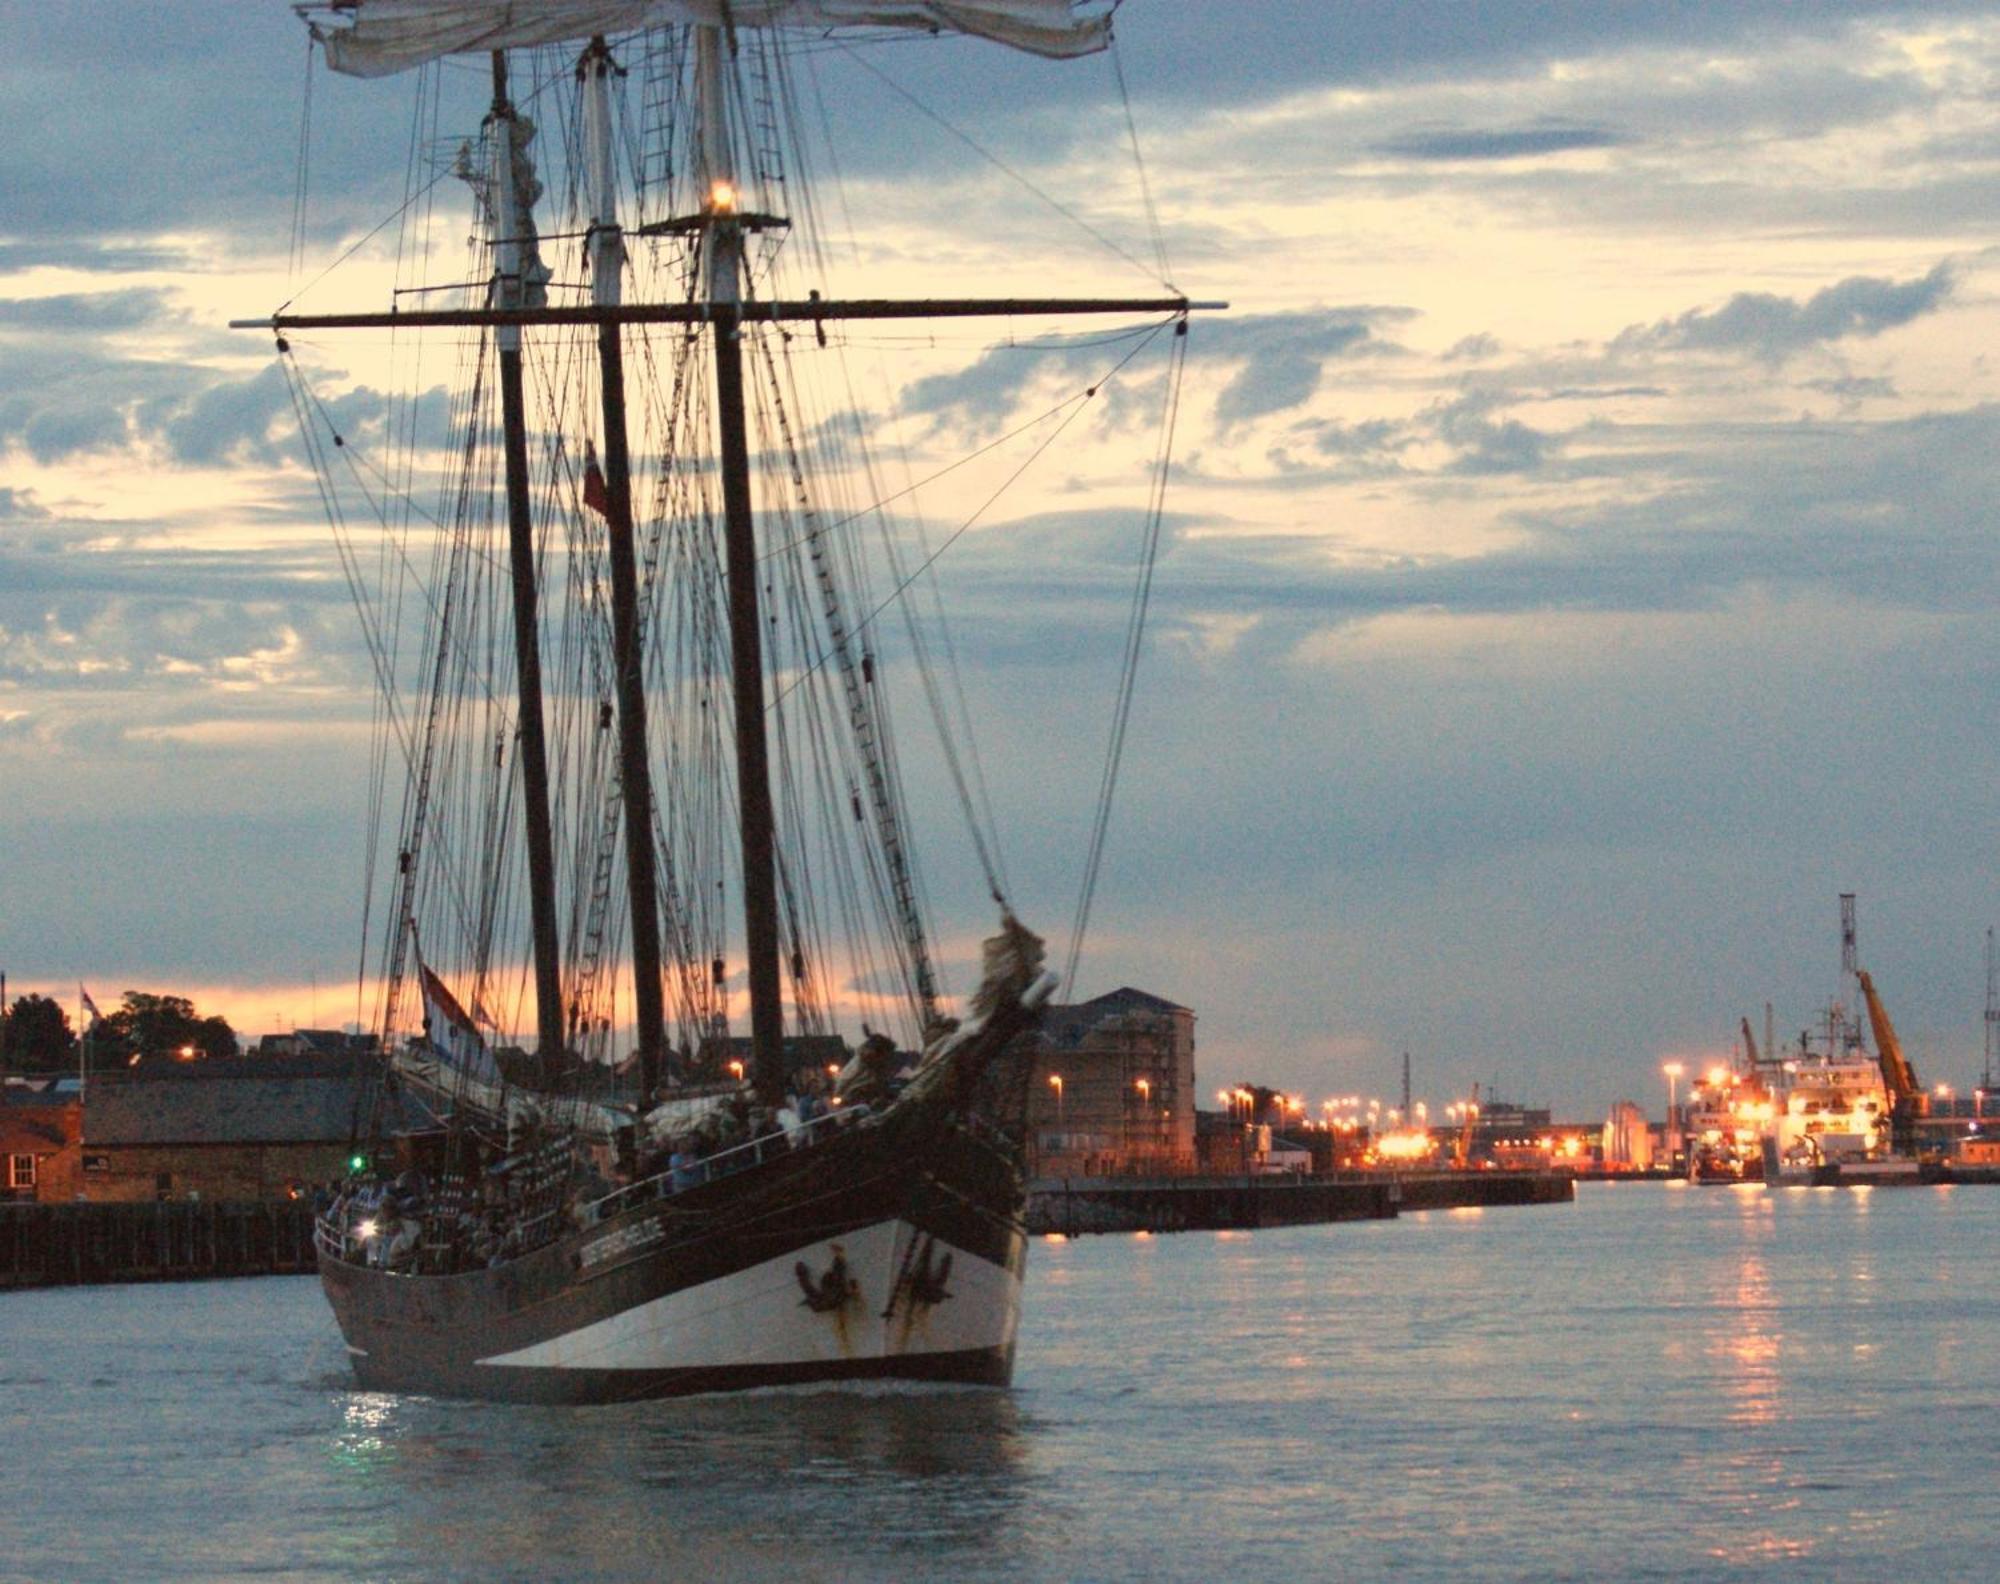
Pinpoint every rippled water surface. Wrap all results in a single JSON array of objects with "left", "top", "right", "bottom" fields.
[{"left": 9, "top": 1182, "right": 1999, "bottom": 1582}]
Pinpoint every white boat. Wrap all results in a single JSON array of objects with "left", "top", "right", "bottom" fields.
[{"left": 1760, "top": 1048, "right": 1894, "bottom": 1185}]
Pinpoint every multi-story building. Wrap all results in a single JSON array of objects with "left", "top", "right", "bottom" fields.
[{"left": 1028, "top": 988, "right": 1195, "bottom": 1176}]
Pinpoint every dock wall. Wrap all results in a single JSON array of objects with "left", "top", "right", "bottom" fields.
[
  {"left": 0, "top": 1201, "right": 319, "bottom": 1290},
  {"left": 1027, "top": 1169, "right": 1574, "bottom": 1235},
  {"left": 0, "top": 1172, "right": 1581, "bottom": 1282}
]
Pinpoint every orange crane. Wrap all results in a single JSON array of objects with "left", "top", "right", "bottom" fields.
[
  {"left": 1855, "top": 967, "right": 1927, "bottom": 1155},
  {"left": 1737, "top": 1017, "right": 1770, "bottom": 1100}
]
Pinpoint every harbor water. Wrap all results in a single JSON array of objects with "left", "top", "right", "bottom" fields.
[{"left": 9, "top": 1181, "right": 1999, "bottom": 1582}]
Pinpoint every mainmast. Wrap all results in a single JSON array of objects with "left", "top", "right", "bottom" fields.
[
  {"left": 580, "top": 38, "right": 669, "bottom": 1102},
  {"left": 488, "top": 52, "right": 567, "bottom": 1067},
  {"left": 696, "top": 25, "right": 789, "bottom": 1107}
]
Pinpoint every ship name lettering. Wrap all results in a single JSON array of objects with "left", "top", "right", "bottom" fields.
[{"left": 580, "top": 1217, "right": 666, "bottom": 1270}]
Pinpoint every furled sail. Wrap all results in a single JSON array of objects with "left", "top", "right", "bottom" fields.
[{"left": 315, "top": 0, "right": 1113, "bottom": 77}]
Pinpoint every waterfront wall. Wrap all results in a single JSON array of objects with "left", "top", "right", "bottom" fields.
[
  {"left": 0, "top": 1201, "right": 318, "bottom": 1289},
  {"left": 1026, "top": 1169, "right": 1574, "bottom": 1235}
]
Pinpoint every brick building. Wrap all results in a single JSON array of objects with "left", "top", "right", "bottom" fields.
[
  {"left": 79, "top": 1052, "right": 381, "bottom": 1203},
  {"left": 0, "top": 1084, "right": 82, "bottom": 1202},
  {"left": 1028, "top": 988, "right": 1195, "bottom": 1176}
]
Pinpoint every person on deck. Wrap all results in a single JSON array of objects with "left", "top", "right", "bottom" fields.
[{"left": 669, "top": 1138, "right": 702, "bottom": 1193}]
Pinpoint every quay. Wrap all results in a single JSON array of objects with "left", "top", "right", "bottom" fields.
[
  {"left": 0, "top": 1201, "right": 318, "bottom": 1290},
  {"left": 0, "top": 1172, "right": 1575, "bottom": 1284},
  {"left": 1027, "top": 1169, "right": 1574, "bottom": 1235}
]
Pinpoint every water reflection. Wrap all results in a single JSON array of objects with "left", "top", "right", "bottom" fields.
[
  {"left": 318, "top": 1384, "right": 1038, "bottom": 1580},
  {"left": 635, "top": 1383, "right": 1031, "bottom": 1490},
  {"left": 1715, "top": 1184, "right": 1780, "bottom": 1432},
  {"left": 328, "top": 1391, "right": 402, "bottom": 1472}
]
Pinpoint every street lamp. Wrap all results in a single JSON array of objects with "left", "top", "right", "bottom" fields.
[
  {"left": 1662, "top": 1062, "right": 1684, "bottom": 1162},
  {"left": 727, "top": 1058, "right": 745, "bottom": 1084},
  {"left": 1048, "top": 1072, "right": 1064, "bottom": 1125}
]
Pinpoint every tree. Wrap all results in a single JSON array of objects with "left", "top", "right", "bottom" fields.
[
  {"left": 95, "top": 992, "right": 238, "bottom": 1064},
  {"left": 2, "top": 995, "right": 76, "bottom": 1074}
]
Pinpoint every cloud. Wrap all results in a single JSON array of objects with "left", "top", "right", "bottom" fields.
[
  {"left": 0, "top": 288, "right": 177, "bottom": 332},
  {"left": 1370, "top": 124, "right": 1633, "bottom": 162},
  {"left": 1431, "top": 392, "right": 1555, "bottom": 475},
  {"left": 0, "top": 323, "right": 437, "bottom": 466},
  {"left": 1204, "top": 309, "right": 1410, "bottom": 429},
  {"left": 1805, "top": 374, "right": 1897, "bottom": 403},
  {"left": 0, "top": 486, "right": 50, "bottom": 521},
  {"left": 0, "top": 240, "right": 199, "bottom": 276},
  {"left": 148, "top": 363, "right": 299, "bottom": 467},
  {"left": 1304, "top": 416, "right": 1408, "bottom": 467},
  {"left": 944, "top": 399, "right": 2000, "bottom": 686},
  {"left": 0, "top": 342, "right": 187, "bottom": 461},
  {"left": 1613, "top": 263, "right": 1954, "bottom": 362}
]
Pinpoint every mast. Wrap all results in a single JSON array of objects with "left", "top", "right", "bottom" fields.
[
  {"left": 489, "top": 52, "right": 567, "bottom": 1066},
  {"left": 1839, "top": 892, "right": 1860, "bottom": 1055},
  {"left": 1984, "top": 928, "right": 1997, "bottom": 1094},
  {"left": 581, "top": 37, "right": 668, "bottom": 1101},
  {"left": 698, "top": 26, "right": 788, "bottom": 1106}
]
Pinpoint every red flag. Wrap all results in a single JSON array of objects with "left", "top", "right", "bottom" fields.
[
  {"left": 582, "top": 442, "right": 610, "bottom": 519},
  {"left": 418, "top": 961, "right": 499, "bottom": 1085}
]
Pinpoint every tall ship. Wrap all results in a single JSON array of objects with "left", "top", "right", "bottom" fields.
[
  {"left": 245, "top": 1, "right": 1213, "bottom": 1401},
  {"left": 1760, "top": 895, "right": 1928, "bottom": 1186}
]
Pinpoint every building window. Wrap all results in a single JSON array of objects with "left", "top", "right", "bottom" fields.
[{"left": 8, "top": 1154, "right": 35, "bottom": 1189}]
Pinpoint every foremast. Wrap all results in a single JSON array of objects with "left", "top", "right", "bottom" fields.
[{"left": 487, "top": 53, "right": 567, "bottom": 1067}]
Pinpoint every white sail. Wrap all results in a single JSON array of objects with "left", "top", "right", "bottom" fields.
[{"left": 315, "top": 0, "right": 1112, "bottom": 77}]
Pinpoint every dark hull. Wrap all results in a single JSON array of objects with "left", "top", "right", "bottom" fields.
[
  {"left": 320, "top": 1100, "right": 1029, "bottom": 1404},
  {"left": 1688, "top": 1156, "right": 1764, "bottom": 1184}
]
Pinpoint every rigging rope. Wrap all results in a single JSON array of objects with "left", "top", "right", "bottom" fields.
[
  {"left": 1062, "top": 314, "right": 1189, "bottom": 994},
  {"left": 832, "top": 39, "right": 1172, "bottom": 291},
  {"left": 767, "top": 317, "right": 1173, "bottom": 710},
  {"left": 1109, "top": 36, "right": 1173, "bottom": 289}
]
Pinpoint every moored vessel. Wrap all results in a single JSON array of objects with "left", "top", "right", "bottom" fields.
[
  {"left": 1684, "top": 1028, "right": 1769, "bottom": 1184},
  {"left": 1761, "top": 896, "right": 1928, "bottom": 1187}
]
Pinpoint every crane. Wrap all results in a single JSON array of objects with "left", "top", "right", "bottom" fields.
[{"left": 1855, "top": 967, "right": 1927, "bottom": 1155}]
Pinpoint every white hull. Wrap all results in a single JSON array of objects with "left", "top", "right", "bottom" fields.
[{"left": 479, "top": 1218, "right": 1022, "bottom": 1374}]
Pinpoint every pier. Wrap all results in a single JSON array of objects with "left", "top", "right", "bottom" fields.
[{"left": 1027, "top": 1169, "right": 1574, "bottom": 1235}]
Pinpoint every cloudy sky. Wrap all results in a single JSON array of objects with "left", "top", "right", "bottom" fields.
[{"left": 5, "top": 1, "right": 2000, "bottom": 1117}]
